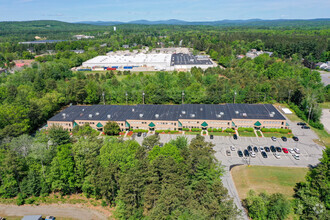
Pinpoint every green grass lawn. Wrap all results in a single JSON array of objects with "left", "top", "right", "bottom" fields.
[
  {"left": 238, "top": 131, "right": 256, "bottom": 137},
  {"left": 208, "top": 132, "right": 232, "bottom": 136},
  {"left": 319, "top": 102, "right": 330, "bottom": 109},
  {"left": 231, "top": 165, "right": 308, "bottom": 200},
  {"left": 185, "top": 131, "right": 201, "bottom": 135},
  {"left": 263, "top": 132, "right": 294, "bottom": 138},
  {"left": 311, "top": 127, "right": 330, "bottom": 147}
]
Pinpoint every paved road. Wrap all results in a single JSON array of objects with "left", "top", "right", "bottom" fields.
[
  {"left": 0, "top": 204, "right": 108, "bottom": 220},
  {"left": 320, "top": 72, "right": 330, "bottom": 86},
  {"left": 321, "top": 109, "right": 330, "bottom": 133},
  {"left": 128, "top": 117, "right": 325, "bottom": 219}
]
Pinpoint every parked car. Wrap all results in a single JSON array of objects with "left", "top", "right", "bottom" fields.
[
  {"left": 276, "top": 146, "right": 282, "bottom": 152},
  {"left": 210, "top": 134, "right": 214, "bottom": 139},
  {"left": 274, "top": 152, "right": 281, "bottom": 159},
  {"left": 281, "top": 136, "right": 287, "bottom": 142},
  {"left": 270, "top": 145, "right": 276, "bottom": 152},
  {"left": 244, "top": 149, "right": 250, "bottom": 157},
  {"left": 233, "top": 134, "right": 238, "bottom": 140},
  {"left": 259, "top": 146, "right": 265, "bottom": 152},
  {"left": 143, "top": 132, "right": 147, "bottom": 137},
  {"left": 250, "top": 151, "right": 256, "bottom": 158},
  {"left": 293, "top": 154, "right": 300, "bottom": 160},
  {"left": 293, "top": 136, "right": 299, "bottom": 141},
  {"left": 297, "top": 122, "right": 306, "bottom": 126},
  {"left": 288, "top": 148, "right": 295, "bottom": 154},
  {"left": 230, "top": 145, "right": 236, "bottom": 151},
  {"left": 294, "top": 148, "right": 300, "bottom": 154},
  {"left": 46, "top": 216, "right": 56, "bottom": 220},
  {"left": 253, "top": 146, "right": 258, "bottom": 152},
  {"left": 264, "top": 146, "right": 270, "bottom": 152},
  {"left": 137, "top": 132, "right": 142, "bottom": 137},
  {"left": 247, "top": 145, "right": 253, "bottom": 152},
  {"left": 282, "top": 148, "right": 289, "bottom": 154},
  {"left": 271, "top": 136, "right": 277, "bottom": 141},
  {"left": 226, "top": 150, "right": 231, "bottom": 156},
  {"left": 301, "top": 125, "right": 310, "bottom": 129},
  {"left": 261, "top": 151, "right": 268, "bottom": 158},
  {"left": 237, "top": 150, "right": 243, "bottom": 157}
]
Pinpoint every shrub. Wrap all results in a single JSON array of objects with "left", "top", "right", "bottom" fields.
[
  {"left": 191, "top": 128, "right": 202, "bottom": 132},
  {"left": 309, "top": 121, "right": 324, "bottom": 130},
  {"left": 182, "top": 128, "right": 190, "bottom": 131},
  {"left": 101, "top": 200, "right": 108, "bottom": 207},
  {"left": 16, "top": 193, "right": 25, "bottom": 206},
  {"left": 170, "top": 130, "right": 179, "bottom": 134},
  {"left": 224, "top": 128, "right": 235, "bottom": 133},
  {"left": 207, "top": 128, "right": 212, "bottom": 132},
  {"left": 132, "top": 129, "right": 148, "bottom": 133},
  {"left": 25, "top": 197, "right": 35, "bottom": 204},
  {"left": 104, "top": 121, "right": 121, "bottom": 136},
  {"left": 238, "top": 127, "right": 254, "bottom": 132}
]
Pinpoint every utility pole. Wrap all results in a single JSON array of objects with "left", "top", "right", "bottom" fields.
[
  {"left": 102, "top": 92, "right": 105, "bottom": 105},
  {"left": 125, "top": 92, "right": 128, "bottom": 105},
  {"left": 182, "top": 91, "right": 185, "bottom": 104},
  {"left": 142, "top": 92, "right": 145, "bottom": 104},
  {"left": 307, "top": 104, "right": 313, "bottom": 124},
  {"left": 234, "top": 91, "right": 237, "bottom": 104}
]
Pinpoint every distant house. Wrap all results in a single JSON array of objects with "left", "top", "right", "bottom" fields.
[
  {"left": 122, "top": 44, "right": 130, "bottom": 49},
  {"left": 315, "top": 62, "right": 324, "bottom": 68},
  {"left": 100, "top": 43, "right": 107, "bottom": 47},
  {"left": 71, "top": 50, "right": 85, "bottom": 54},
  {"left": 13, "top": 59, "right": 34, "bottom": 68},
  {"left": 245, "top": 49, "right": 273, "bottom": 59},
  {"left": 74, "top": 35, "right": 95, "bottom": 40},
  {"left": 236, "top": 55, "right": 245, "bottom": 60},
  {"left": 21, "top": 215, "right": 42, "bottom": 220}
]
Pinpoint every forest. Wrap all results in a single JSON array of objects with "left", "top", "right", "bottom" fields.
[{"left": 0, "top": 20, "right": 329, "bottom": 219}]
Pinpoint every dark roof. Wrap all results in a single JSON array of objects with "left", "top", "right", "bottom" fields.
[
  {"left": 171, "top": 53, "right": 213, "bottom": 66},
  {"left": 48, "top": 104, "right": 285, "bottom": 122}
]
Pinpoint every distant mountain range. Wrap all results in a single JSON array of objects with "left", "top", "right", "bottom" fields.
[{"left": 76, "top": 18, "right": 330, "bottom": 26}]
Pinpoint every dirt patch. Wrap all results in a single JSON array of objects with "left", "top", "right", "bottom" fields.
[{"left": 0, "top": 204, "right": 111, "bottom": 220}]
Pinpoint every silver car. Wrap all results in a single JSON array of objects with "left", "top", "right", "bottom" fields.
[
  {"left": 274, "top": 152, "right": 281, "bottom": 159},
  {"left": 294, "top": 148, "right": 300, "bottom": 154},
  {"left": 293, "top": 154, "right": 300, "bottom": 160},
  {"left": 230, "top": 145, "right": 236, "bottom": 151}
]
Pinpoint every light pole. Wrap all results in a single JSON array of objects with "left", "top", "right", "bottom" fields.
[
  {"left": 234, "top": 91, "right": 237, "bottom": 104},
  {"left": 102, "top": 92, "right": 105, "bottom": 105},
  {"left": 182, "top": 91, "right": 185, "bottom": 104},
  {"left": 142, "top": 92, "right": 145, "bottom": 104},
  {"left": 125, "top": 92, "right": 128, "bottom": 105}
]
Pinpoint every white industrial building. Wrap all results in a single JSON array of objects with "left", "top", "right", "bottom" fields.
[{"left": 81, "top": 52, "right": 216, "bottom": 71}]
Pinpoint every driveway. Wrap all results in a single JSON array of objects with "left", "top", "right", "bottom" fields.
[{"left": 320, "top": 72, "right": 330, "bottom": 86}]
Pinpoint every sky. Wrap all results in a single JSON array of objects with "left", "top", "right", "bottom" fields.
[{"left": 0, "top": 0, "right": 329, "bottom": 22}]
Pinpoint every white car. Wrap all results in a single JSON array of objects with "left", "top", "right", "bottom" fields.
[
  {"left": 274, "top": 152, "right": 281, "bottom": 159},
  {"left": 294, "top": 148, "right": 300, "bottom": 154},
  {"left": 271, "top": 136, "right": 277, "bottom": 141},
  {"left": 230, "top": 145, "right": 236, "bottom": 151},
  {"left": 288, "top": 148, "right": 295, "bottom": 154},
  {"left": 293, "top": 154, "right": 300, "bottom": 160},
  {"left": 250, "top": 152, "right": 256, "bottom": 158},
  {"left": 259, "top": 147, "right": 265, "bottom": 152}
]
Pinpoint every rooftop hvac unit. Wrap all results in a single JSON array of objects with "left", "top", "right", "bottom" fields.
[
  {"left": 139, "top": 114, "right": 143, "bottom": 118},
  {"left": 220, "top": 112, "right": 224, "bottom": 115},
  {"left": 270, "top": 113, "right": 274, "bottom": 117},
  {"left": 190, "top": 114, "right": 195, "bottom": 118},
  {"left": 200, "top": 108, "right": 203, "bottom": 111},
  {"left": 95, "top": 112, "right": 100, "bottom": 116},
  {"left": 271, "top": 112, "right": 275, "bottom": 115},
  {"left": 107, "top": 114, "right": 111, "bottom": 119},
  {"left": 82, "top": 109, "right": 85, "bottom": 111},
  {"left": 235, "top": 111, "right": 239, "bottom": 114},
  {"left": 242, "top": 113, "right": 247, "bottom": 117},
  {"left": 216, "top": 114, "right": 221, "bottom": 118},
  {"left": 155, "top": 114, "right": 159, "bottom": 118},
  {"left": 182, "top": 111, "right": 186, "bottom": 114},
  {"left": 62, "top": 113, "right": 66, "bottom": 118},
  {"left": 89, "top": 114, "right": 93, "bottom": 118},
  {"left": 132, "top": 108, "right": 135, "bottom": 112}
]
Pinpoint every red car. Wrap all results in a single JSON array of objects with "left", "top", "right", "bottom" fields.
[{"left": 282, "top": 148, "right": 289, "bottom": 154}]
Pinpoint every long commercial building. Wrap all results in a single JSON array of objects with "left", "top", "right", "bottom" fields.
[
  {"left": 47, "top": 104, "right": 287, "bottom": 132},
  {"left": 81, "top": 53, "right": 216, "bottom": 71}
]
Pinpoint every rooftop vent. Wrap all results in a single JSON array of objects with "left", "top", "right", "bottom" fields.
[
  {"left": 155, "top": 114, "right": 159, "bottom": 118},
  {"left": 190, "top": 114, "right": 195, "bottom": 118},
  {"left": 182, "top": 111, "right": 186, "bottom": 114},
  {"left": 95, "top": 112, "right": 100, "bottom": 116},
  {"left": 216, "top": 114, "right": 221, "bottom": 118},
  {"left": 62, "top": 113, "right": 66, "bottom": 118},
  {"left": 82, "top": 109, "right": 85, "bottom": 112},
  {"left": 220, "top": 112, "right": 224, "bottom": 115},
  {"left": 107, "top": 114, "right": 111, "bottom": 119},
  {"left": 271, "top": 112, "right": 275, "bottom": 115},
  {"left": 139, "top": 114, "right": 143, "bottom": 118},
  {"left": 132, "top": 108, "right": 135, "bottom": 112},
  {"left": 242, "top": 113, "right": 247, "bottom": 117},
  {"left": 200, "top": 108, "right": 203, "bottom": 111},
  {"left": 269, "top": 113, "right": 274, "bottom": 117},
  {"left": 89, "top": 114, "right": 92, "bottom": 118},
  {"left": 235, "top": 111, "right": 239, "bottom": 114}
]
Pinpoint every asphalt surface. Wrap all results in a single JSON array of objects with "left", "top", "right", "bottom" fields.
[
  {"left": 321, "top": 109, "right": 330, "bottom": 133},
  {"left": 320, "top": 72, "right": 330, "bottom": 86},
  {"left": 128, "top": 117, "right": 325, "bottom": 219}
]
